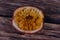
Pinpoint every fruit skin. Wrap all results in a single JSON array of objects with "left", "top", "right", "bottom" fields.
[{"left": 12, "top": 6, "right": 44, "bottom": 33}]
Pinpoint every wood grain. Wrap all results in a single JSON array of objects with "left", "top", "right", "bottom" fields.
[{"left": 0, "top": 0, "right": 60, "bottom": 40}]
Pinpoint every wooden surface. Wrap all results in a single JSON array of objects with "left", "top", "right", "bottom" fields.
[{"left": 0, "top": 0, "right": 60, "bottom": 40}]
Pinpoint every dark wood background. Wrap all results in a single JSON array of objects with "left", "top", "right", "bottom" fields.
[{"left": 0, "top": 0, "right": 60, "bottom": 40}]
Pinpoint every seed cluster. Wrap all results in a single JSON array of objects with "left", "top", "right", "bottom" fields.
[{"left": 14, "top": 7, "right": 43, "bottom": 31}]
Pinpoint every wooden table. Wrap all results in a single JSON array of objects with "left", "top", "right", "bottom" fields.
[{"left": 0, "top": 0, "right": 60, "bottom": 40}]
